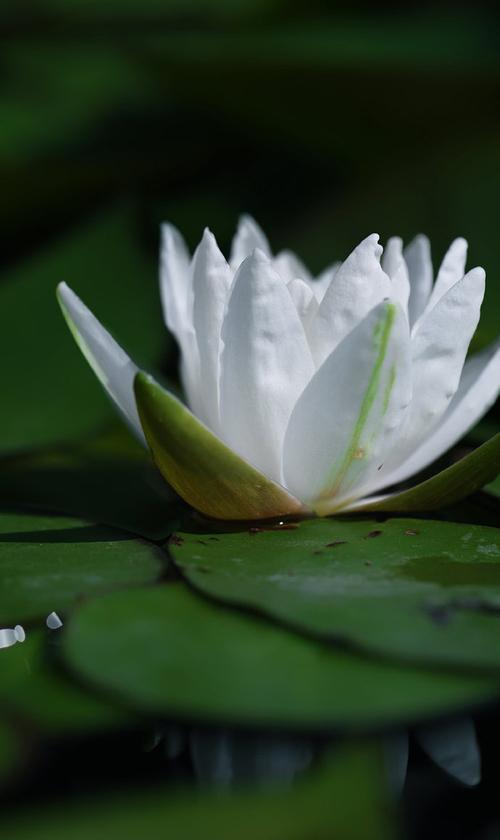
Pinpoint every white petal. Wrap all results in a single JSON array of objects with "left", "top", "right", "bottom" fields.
[
  {"left": 57, "top": 283, "right": 145, "bottom": 444},
  {"left": 46, "top": 611, "right": 63, "bottom": 630},
  {"left": 273, "top": 250, "right": 312, "bottom": 284},
  {"left": 159, "top": 223, "right": 191, "bottom": 337},
  {"left": 313, "top": 261, "right": 341, "bottom": 302},
  {"left": 424, "top": 237, "right": 468, "bottom": 314},
  {"left": 371, "top": 340, "right": 500, "bottom": 489},
  {"left": 283, "top": 301, "right": 409, "bottom": 507},
  {"left": 220, "top": 250, "right": 314, "bottom": 483},
  {"left": 382, "top": 236, "right": 410, "bottom": 314},
  {"left": 287, "top": 278, "right": 318, "bottom": 331},
  {"left": 229, "top": 214, "right": 271, "bottom": 269},
  {"left": 416, "top": 718, "right": 480, "bottom": 786},
  {"left": 308, "top": 234, "right": 391, "bottom": 367},
  {"left": 381, "top": 267, "right": 486, "bottom": 474},
  {"left": 192, "top": 228, "right": 231, "bottom": 433},
  {"left": 0, "top": 628, "right": 17, "bottom": 649},
  {"left": 404, "top": 234, "right": 433, "bottom": 327},
  {"left": 160, "top": 225, "right": 201, "bottom": 417}
]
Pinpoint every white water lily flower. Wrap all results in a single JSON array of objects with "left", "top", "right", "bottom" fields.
[{"left": 57, "top": 216, "right": 500, "bottom": 520}]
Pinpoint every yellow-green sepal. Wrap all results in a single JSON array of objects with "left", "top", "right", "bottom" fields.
[
  {"left": 355, "top": 433, "right": 500, "bottom": 513},
  {"left": 133, "top": 372, "right": 306, "bottom": 520}
]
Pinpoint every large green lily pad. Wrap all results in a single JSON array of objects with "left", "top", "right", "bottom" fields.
[
  {"left": 63, "top": 584, "right": 499, "bottom": 730},
  {"left": 0, "top": 743, "right": 394, "bottom": 840},
  {"left": 0, "top": 511, "right": 165, "bottom": 624},
  {"left": 0, "top": 632, "right": 130, "bottom": 735},
  {"left": 170, "top": 516, "right": 500, "bottom": 672}
]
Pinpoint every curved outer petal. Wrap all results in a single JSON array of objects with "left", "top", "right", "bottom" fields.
[
  {"left": 229, "top": 214, "right": 271, "bottom": 269},
  {"left": 368, "top": 340, "right": 500, "bottom": 490},
  {"left": 308, "top": 234, "right": 391, "bottom": 367},
  {"left": 191, "top": 228, "right": 231, "bottom": 434},
  {"left": 220, "top": 250, "right": 314, "bottom": 483},
  {"left": 134, "top": 372, "right": 305, "bottom": 520},
  {"left": 159, "top": 223, "right": 191, "bottom": 336},
  {"left": 57, "top": 283, "right": 145, "bottom": 444},
  {"left": 382, "top": 236, "right": 411, "bottom": 315},
  {"left": 381, "top": 267, "right": 485, "bottom": 473},
  {"left": 283, "top": 301, "right": 410, "bottom": 509},
  {"left": 423, "top": 237, "right": 468, "bottom": 315},
  {"left": 159, "top": 224, "right": 202, "bottom": 418},
  {"left": 416, "top": 719, "right": 480, "bottom": 786},
  {"left": 404, "top": 234, "right": 433, "bottom": 327}
]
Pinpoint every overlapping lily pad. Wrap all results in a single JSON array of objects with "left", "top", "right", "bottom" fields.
[
  {"left": 0, "top": 511, "right": 165, "bottom": 624},
  {"left": 170, "top": 516, "right": 500, "bottom": 672},
  {"left": 63, "top": 584, "right": 499, "bottom": 730}
]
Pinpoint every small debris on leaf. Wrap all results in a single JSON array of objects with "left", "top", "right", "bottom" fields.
[
  {"left": 365, "top": 530, "right": 383, "bottom": 539},
  {"left": 404, "top": 528, "right": 420, "bottom": 536},
  {"left": 325, "top": 540, "right": 347, "bottom": 548}
]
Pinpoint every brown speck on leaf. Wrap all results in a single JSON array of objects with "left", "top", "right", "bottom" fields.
[
  {"left": 425, "top": 603, "right": 451, "bottom": 626},
  {"left": 365, "top": 530, "right": 382, "bottom": 539},
  {"left": 353, "top": 447, "right": 365, "bottom": 460},
  {"left": 168, "top": 534, "right": 184, "bottom": 546},
  {"left": 404, "top": 529, "right": 419, "bottom": 536},
  {"left": 326, "top": 540, "right": 347, "bottom": 548}
]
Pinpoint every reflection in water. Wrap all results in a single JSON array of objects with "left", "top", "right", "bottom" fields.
[{"left": 148, "top": 718, "right": 480, "bottom": 791}]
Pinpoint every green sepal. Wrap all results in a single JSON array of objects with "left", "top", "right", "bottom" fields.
[
  {"left": 355, "top": 434, "right": 500, "bottom": 513},
  {"left": 133, "top": 372, "right": 305, "bottom": 520}
]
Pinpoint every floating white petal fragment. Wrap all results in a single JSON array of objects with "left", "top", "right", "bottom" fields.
[
  {"left": 0, "top": 628, "right": 17, "bottom": 649},
  {"left": 46, "top": 612, "right": 63, "bottom": 630},
  {"left": 14, "top": 625, "right": 25, "bottom": 643}
]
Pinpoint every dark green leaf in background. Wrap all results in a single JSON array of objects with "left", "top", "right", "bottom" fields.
[
  {"left": 0, "top": 206, "right": 167, "bottom": 453},
  {"left": 0, "top": 426, "right": 182, "bottom": 540}
]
